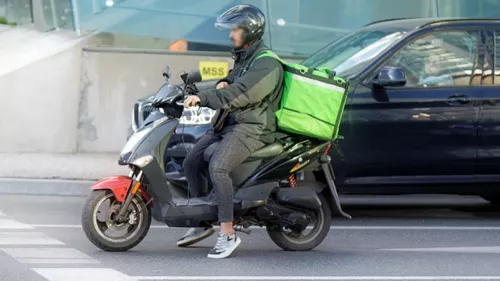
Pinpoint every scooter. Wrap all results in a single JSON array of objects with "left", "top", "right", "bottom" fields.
[{"left": 81, "top": 70, "right": 351, "bottom": 252}]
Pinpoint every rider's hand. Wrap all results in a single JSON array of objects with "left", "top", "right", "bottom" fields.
[
  {"left": 216, "top": 81, "right": 228, "bottom": 89},
  {"left": 184, "top": 95, "right": 201, "bottom": 107}
]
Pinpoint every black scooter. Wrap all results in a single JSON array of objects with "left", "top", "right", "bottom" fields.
[{"left": 81, "top": 70, "right": 350, "bottom": 252}]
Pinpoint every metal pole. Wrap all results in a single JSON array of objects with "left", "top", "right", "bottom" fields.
[
  {"left": 265, "top": 0, "right": 273, "bottom": 50},
  {"left": 70, "top": 0, "right": 81, "bottom": 35},
  {"left": 49, "top": 0, "right": 59, "bottom": 30},
  {"left": 435, "top": 0, "right": 440, "bottom": 17}
]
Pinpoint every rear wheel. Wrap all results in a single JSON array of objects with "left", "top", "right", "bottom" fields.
[
  {"left": 81, "top": 190, "right": 151, "bottom": 251},
  {"left": 266, "top": 192, "right": 331, "bottom": 251}
]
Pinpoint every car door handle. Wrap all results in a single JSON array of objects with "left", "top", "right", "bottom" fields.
[{"left": 447, "top": 94, "right": 471, "bottom": 105}]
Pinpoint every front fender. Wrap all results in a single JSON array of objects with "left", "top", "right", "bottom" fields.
[{"left": 91, "top": 176, "right": 133, "bottom": 202}]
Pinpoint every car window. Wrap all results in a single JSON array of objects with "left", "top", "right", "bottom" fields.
[
  {"left": 383, "top": 31, "right": 480, "bottom": 88},
  {"left": 486, "top": 30, "right": 500, "bottom": 85},
  {"left": 302, "top": 30, "right": 406, "bottom": 77}
]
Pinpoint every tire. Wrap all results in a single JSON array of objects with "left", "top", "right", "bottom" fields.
[
  {"left": 81, "top": 190, "right": 151, "bottom": 252},
  {"left": 266, "top": 192, "right": 332, "bottom": 251}
]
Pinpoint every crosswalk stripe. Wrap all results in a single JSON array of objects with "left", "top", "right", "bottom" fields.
[
  {"left": 0, "top": 218, "right": 34, "bottom": 229},
  {"left": 18, "top": 258, "right": 99, "bottom": 264},
  {"left": 1, "top": 248, "right": 98, "bottom": 264},
  {"left": 33, "top": 268, "right": 136, "bottom": 281},
  {"left": 0, "top": 232, "right": 64, "bottom": 245}
]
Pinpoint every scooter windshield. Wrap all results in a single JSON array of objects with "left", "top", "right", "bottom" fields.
[{"left": 121, "top": 116, "right": 169, "bottom": 156}]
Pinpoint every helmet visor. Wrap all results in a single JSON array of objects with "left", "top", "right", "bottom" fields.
[
  {"left": 214, "top": 21, "right": 238, "bottom": 30},
  {"left": 214, "top": 14, "right": 249, "bottom": 30}
]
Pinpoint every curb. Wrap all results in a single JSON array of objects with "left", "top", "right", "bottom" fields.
[{"left": 0, "top": 178, "right": 95, "bottom": 196}]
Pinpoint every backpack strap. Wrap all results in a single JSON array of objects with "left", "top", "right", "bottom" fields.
[
  {"left": 253, "top": 50, "right": 284, "bottom": 65},
  {"left": 243, "top": 50, "right": 283, "bottom": 76}
]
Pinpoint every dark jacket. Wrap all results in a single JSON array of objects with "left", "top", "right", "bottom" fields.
[{"left": 196, "top": 40, "right": 284, "bottom": 144}]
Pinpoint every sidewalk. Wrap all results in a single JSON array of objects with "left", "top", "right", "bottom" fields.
[
  {"left": 0, "top": 153, "right": 129, "bottom": 180},
  {"left": 0, "top": 153, "right": 129, "bottom": 196}
]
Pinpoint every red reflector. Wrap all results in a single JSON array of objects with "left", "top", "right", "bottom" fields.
[{"left": 324, "top": 143, "right": 332, "bottom": 155}]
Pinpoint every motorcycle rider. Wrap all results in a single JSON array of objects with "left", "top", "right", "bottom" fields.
[{"left": 180, "top": 4, "right": 284, "bottom": 259}]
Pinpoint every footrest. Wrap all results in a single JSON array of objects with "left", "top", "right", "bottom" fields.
[{"left": 173, "top": 197, "right": 214, "bottom": 206}]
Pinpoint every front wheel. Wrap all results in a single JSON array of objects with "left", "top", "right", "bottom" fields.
[
  {"left": 267, "top": 192, "right": 332, "bottom": 251},
  {"left": 81, "top": 190, "right": 151, "bottom": 251}
]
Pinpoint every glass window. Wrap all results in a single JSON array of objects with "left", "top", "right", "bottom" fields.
[
  {"left": 302, "top": 29, "right": 406, "bottom": 77},
  {"left": 383, "top": 31, "right": 480, "bottom": 88},
  {"left": 437, "top": 0, "right": 500, "bottom": 18},
  {"left": 72, "top": 0, "right": 500, "bottom": 56},
  {"left": 3, "top": 0, "right": 33, "bottom": 26},
  {"left": 487, "top": 30, "right": 500, "bottom": 85},
  {"left": 0, "top": 0, "right": 5, "bottom": 20},
  {"left": 268, "top": 0, "right": 435, "bottom": 56},
  {"left": 41, "top": 0, "right": 74, "bottom": 30}
]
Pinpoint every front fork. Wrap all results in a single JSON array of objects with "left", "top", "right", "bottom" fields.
[
  {"left": 116, "top": 170, "right": 144, "bottom": 222},
  {"left": 320, "top": 155, "right": 352, "bottom": 219}
]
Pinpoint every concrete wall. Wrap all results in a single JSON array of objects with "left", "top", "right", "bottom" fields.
[
  {"left": 0, "top": 45, "right": 82, "bottom": 153},
  {"left": 77, "top": 50, "right": 234, "bottom": 153},
  {"left": 1, "top": 38, "right": 301, "bottom": 154}
]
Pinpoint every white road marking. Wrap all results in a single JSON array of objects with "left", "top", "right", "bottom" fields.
[
  {"left": 0, "top": 232, "right": 64, "bottom": 245},
  {"left": 33, "top": 268, "right": 136, "bottom": 281},
  {"left": 29, "top": 224, "right": 500, "bottom": 231},
  {"left": 329, "top": 226, "right": 500, "bottom": 231},
  {"left": 1, "top": 248, "right": 98, "bottom": 264},
  {"left": 134, "top": 276, "right": 500, "bottom": 280},
  {"left": 0, "top": 218, "right": 34, "bottom": 229},
  {"left": 30, "top": 224, "right": 83, "bottom": 228},
  {"left": 380, "top": 246, "right": 500, "bottom": 254},
  {"left": 17, "top": 258, "right": 99, "bottom": 264}
]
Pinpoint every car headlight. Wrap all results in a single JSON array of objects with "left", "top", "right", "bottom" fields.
[{"left": 180, "top": 107, "right": 215, "bottom": 125}]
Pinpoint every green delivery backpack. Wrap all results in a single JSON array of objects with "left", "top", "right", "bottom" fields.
[{"left": 254, "top": 50, "right": 349, "bottom": 140}]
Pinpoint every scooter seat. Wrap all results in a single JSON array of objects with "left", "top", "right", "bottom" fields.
[
  {"left": 203, "top": 142, "right": 283, "bottom": 162},
  {"left": 248, "top": 143, "right": 284, "bottom": 159}
]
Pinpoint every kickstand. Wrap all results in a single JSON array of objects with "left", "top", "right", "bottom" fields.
[{"left": 234, "top": 225, "right": 251, "bottom": 235}]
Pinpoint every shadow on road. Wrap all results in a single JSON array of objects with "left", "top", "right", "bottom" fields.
[{"left": 340, "top": 195, "right": 500, "bottom": 219}]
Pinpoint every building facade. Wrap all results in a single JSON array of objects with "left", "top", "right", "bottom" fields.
[{"left": 3, "top": 0, "right": 500, "bottom": 56}]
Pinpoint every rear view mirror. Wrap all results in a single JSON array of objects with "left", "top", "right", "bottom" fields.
[
  {"left": 162, "top": 64, "right": 171, "bottom": 79},
  {"left": 186, "top": 70, "right": 202, "bottom": 84},
  {"left": 372, "top": 66, "right": 407, "bottom": 88}
]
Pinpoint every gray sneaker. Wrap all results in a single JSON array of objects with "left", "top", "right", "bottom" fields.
[
  {"left": 207, "top": 232, "right": 241, "bottom": 259},
  {"left": 177, "top": 227, "right": 215, "bottom": 247}
]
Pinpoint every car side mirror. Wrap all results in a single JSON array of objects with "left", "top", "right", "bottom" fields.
[{"left": 372, "top": 66, "right": 407, "bottom": 88}]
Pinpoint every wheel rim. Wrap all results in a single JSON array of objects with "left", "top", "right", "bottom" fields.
[
  {"left": 92, "top": 193, "right": 145, "bottom": 243},
  {"left": 281, "top": 206, "right": 325, "bottom": 245}
]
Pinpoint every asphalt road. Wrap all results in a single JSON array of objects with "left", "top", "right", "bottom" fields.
[{"left": 0, "top": 192, "right": 500, "bottom": 281}]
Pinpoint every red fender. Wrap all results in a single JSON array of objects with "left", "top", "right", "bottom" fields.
[
  {"left": 91, "top": 176, "right": 133, "bottom": 202},
  {"left": 91, "top": 176, "right": 152, "bottom": 205}
]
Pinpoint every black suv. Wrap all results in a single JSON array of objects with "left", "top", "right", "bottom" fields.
[{"left": 133, "top": 18, "right": 500, "bottom": 204}]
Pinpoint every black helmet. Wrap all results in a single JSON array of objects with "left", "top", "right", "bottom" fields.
[{"left": 215, "top": 4, "right": 265, "bottom": 45}]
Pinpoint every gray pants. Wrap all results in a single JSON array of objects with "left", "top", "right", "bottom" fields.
[{"left": 183, "top": 131, "right": 264, "bottom": 222}]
